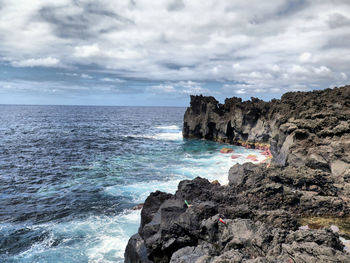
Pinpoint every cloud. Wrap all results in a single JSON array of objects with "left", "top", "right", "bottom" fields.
[
  {"left": 100, "top": 77, "right": 125, "bottom": 83},
  {"left": 74, "top": 44, "right": 100, "bottom": 58},
  {"left": 149, "top": 80, "right": 209, "bottom": 96},
  {"left": 150, "top": 84, "right": 176, "bottom": 94},
  {"left": 81, "top": 73, "right": 92, "bottom": 79},
  {"left": 299, "top": 52, "right": 312, "bottom": 62},
  {"left": 0, "top": 0, "right": 350, "bottom": 100},
  {"left": 313, "top": 66, "right": 331, "bottom": 76},
  {"left": 167, "top": 0, "right": 185, "bottom": 11},
  {"left": 58, "top": 72, "right": 93, "bottom": 79},
  {"left": 328, "top": 13, "right": 350, "bottom": 29},
  {"left": 11, "top": 57, "right": 60, "bottom": 67},
  {"left": 235, "top": 88, "right": 247, "bottom": 95}
]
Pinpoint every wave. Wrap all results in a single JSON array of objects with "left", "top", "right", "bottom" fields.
[
  {"left": 155, "top": 125, "right": 180, "bottom": 130},
  {"left": 104, "top": 179, "right": 181, "bottom": 203},
  {"left": 176, "top": 147, "right": 266, "bottom": 185},
  {"left": 145, "top": 132, "right": 183, "bottom": 141},
  {"left": 125, "top": 131, "right": 183, "bottom": 141},
  {"left": 123, "top": 124, "right": 183, "bottom": 141},
  {"left": 3, "top": 210, "right": 141, "bottom": 263}
]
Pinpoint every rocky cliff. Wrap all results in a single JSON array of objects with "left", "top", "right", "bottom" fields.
[
  {"left": 183, "top": 86, "right": 350, "bottom": 180},
  {"left": 125, "top": 86, "right": 350, "bottom": 262}
]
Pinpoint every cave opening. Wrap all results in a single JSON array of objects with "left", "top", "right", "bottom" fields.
[{"left": 226, "top": 121, "right": 234, "bottom": 140}]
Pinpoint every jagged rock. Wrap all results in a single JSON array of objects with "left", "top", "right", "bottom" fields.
[
  {"left": 141, "top": 191, "right": 173, "bottom": 230},
  {"left": 124, "top": 233, "right": 152, "bottom": 263},
  {"left": 183, "top": 86, "right": 350, "bottom": 178},
  {"left": 228, "top": 162, "right": 262, "bottom": 187},
  {"left": 125, "top": 162, "right": 350, "bottom": 262},
  {"left": 125, "top": 86, "right": 350, "bottom": 262},
  {"left": 169, "top": 243, "right": 213, "bottom": 263}
]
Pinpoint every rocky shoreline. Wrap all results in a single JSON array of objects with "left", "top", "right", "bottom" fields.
[{"left": 125, "top": 86, "right": 350, "bottom": 262}]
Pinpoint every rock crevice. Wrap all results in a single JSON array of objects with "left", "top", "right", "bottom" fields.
[
  {"left": 125, "top": 86, "right": 350, "bottom": 262},
  {"left": 183, "top": 86, "right": 350, "bottom": 178}
]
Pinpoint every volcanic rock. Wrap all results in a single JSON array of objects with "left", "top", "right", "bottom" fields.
[{"left": 125, "top": 86, "right": 350, "bottom": 262}]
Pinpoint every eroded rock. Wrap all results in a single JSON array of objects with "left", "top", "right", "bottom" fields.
[{"left": 125, "top": 86, "right": 350, "bottom": 262}]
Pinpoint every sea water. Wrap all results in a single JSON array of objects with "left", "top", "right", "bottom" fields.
[{"left": 0, "top": 105, "right": 265, "bottom": 262}]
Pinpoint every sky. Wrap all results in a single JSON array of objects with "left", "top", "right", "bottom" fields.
[{"left": 0, "top": 0, "right": 349, "bottom": 106}]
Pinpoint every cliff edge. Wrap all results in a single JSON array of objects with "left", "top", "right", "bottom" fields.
[
  {"left": 125, "top": 86, "right": 350, "bottom": 262},
  {"left": 183, "top": 86, "right": 350, "bottom": 180}
]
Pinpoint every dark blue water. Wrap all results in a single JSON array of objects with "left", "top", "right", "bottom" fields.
[{"left": 0, "top": 105, "right": 262, "bottom": 262}]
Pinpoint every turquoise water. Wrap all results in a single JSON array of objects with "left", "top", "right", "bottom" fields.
[{"left": 0, "top": 106, "right": 264, "bottom": 262}]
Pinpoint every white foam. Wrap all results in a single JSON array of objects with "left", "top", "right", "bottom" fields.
[
  {"left": 155, "top": 125, "right": 180, "bottom": 130},
  {"left": 151, "top": 132, "right": 183, "bottom": 140},
  {"left": 105, "top": 179, "right": 181, "bottom": 203},
  {"left": 340, "top": 237, "right": 350, "bottom": 252},
  {"left": 9, "top": 143, "right": 268, "bottom": 262},
  {"left": 4, "top": 209, "right": 142, "bottom": 263},
  {"left": 126, "top": 125, "right": 183, "bottom": 141},
  {"left": 124, "top": 131, "right": 183, "bottom": 141},
  {"left": 84, "top": 210, "right": 141, "bottom": 262},
  {"left": 175, "top": 147, "right": 266, "bottom": 185},
  {"left": 136, "top": 132, "right": 183, "bottom": 141},
  {"left": 97, "top": 146, "right": 266, "bottom": 261}
]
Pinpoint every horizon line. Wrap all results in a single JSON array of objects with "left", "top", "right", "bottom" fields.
[{"left": 0, "top": 103, "right": 187, "bottom": 108}]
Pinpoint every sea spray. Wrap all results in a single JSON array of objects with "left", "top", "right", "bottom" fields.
[{"left": 0, "top": 106, "right": 265, "bottom": 263}]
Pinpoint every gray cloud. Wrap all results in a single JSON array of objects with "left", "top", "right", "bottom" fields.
[
  {"left": 276, "top": 0, "right": 308, "bottom": 17},
  {"left": 324, "top": 34, "right": 350, "bottom": 49},
  {"left": 167, "top": 0, "right": 185, "bottom": 12},
  {"left": 38, "top": 3, "right": 133, "bottom": 40},
  {"left": 328, "top": 13, "right": 350, "bottom": 29},
  {"left": 0, "top": 0, "right": 349, "bottom": 99}
]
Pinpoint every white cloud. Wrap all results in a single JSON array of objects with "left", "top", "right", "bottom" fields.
[
  {"left": 81, "top": 73, "right": 92, "bottom": 79},
  {"left": 74, "top": 44, "right": 100, "bottom": 58},
  {"left": 0, "top": 0, "right": 349, "bottom": 98},
  {"left": 289, "top": 65, "right": 309, "bottom": 75},
  {"left": 232, "top": 63, "right": 241, "bottom": 70},
  {"left": 150, "top": 84, "right": 176, "bottom": 94},
  {"left": 299, "top": 52, "right": 312, "bottom": 62},
  {"left": 269, "top": 87, "right": 281, "bottom": 93},
  {"left": 313, "top": 66, "right": 331, "bottom": 76},
  {"left": 100, "top": 77, "right": 125, "bottom": 83},
  {"left": 11, "top": 57, "right": 60, "bottom": 67},
  {"left": 149, "top": 80, "right": 208, "bottom": 95},
  {"left": 235, "top": 88, "right": 247, "bottom": 94},
  {"left": 269, "top": 64, "right": 281, "bottom": 72}
]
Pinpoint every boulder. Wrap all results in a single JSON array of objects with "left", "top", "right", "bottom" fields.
[{"left": 125, "top": 86, "right": 350, "bottom": 262}]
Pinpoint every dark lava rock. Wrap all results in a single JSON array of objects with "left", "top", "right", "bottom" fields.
[
  {"left": 125, "top": 86, "right": 350, "bottom": 262},
  {"left": 183, "top": 86, "right": 350, "bottom": 178},
  {"left": 126, "top": 163, "right": 350, "bottom": 262},
  {"left": 125, "top": 233, "right": 152, "bottom": 263}
]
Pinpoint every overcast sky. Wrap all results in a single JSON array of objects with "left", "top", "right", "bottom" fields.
[{"left": 0, "top": 0, "right": 349, "bottom": 106}]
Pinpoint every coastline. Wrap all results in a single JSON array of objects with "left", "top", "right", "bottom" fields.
[{"left": 125, "top": 86, "right": 350, "bottom": 262}]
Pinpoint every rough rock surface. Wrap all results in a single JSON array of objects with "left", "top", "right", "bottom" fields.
[
  {"left": 125, "top": 86, "right": 350, "bottom": 262},
  {"left": 183, "top": 86, "right": 350, "bottom": 179}
]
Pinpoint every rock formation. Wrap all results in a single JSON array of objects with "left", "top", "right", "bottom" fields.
[
  {"left": 125, "top": 86, "right": 350, "bottom": 262},
  {"left": 183, "top": 86, "right": 350, "bottom": 179}
]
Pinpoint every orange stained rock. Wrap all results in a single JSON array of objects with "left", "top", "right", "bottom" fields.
[
  {"left": 246, "top": 154, "right": 257, "bottom": 159},
  {"left": 220, "top": 147, "right": 234, "bottom": 153},
  {"left": 230, "top": 154, "right": 241, "bottom": 159},
  {"left": 211, "top": 180, "right": 220, "bottom": 185}
]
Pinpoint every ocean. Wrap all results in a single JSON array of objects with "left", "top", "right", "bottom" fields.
[{"left": 0, "top": 105, "right": 264, "bottom": 262}]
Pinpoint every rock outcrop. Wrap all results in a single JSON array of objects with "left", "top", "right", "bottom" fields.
[
  {"left": 183, "top": 86, "right": 350, "bottom": 180},
  {"left": 125, "top": 86, "right": 350, "bottom": 262}
]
